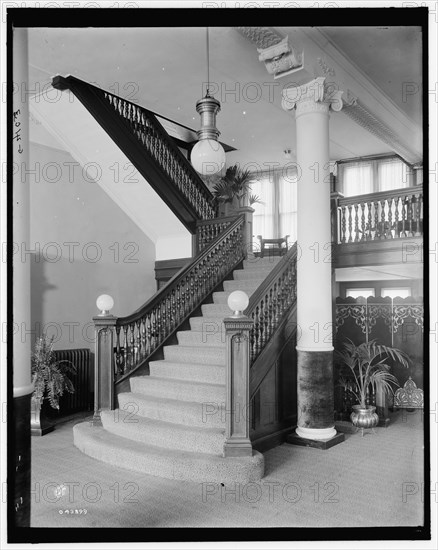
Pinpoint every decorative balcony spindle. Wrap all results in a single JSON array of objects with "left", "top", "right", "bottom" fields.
[
  {"left": 388, "top": 198, "right": 393, "bottom": 238},
  {"left": 340, "top": 206, "right": 347, "bottom": 244},
  {"left": 353, "top": 204, "right": 360, "bottom": 242},
  {"left": 347, "top": 205, "right": 353, "bottom": 243},
  {"left": 394, "top": 197, "right": 400, "bottom": 237}
]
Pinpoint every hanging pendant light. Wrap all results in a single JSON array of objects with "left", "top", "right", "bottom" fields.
[{"left": 191, "top": 28, "right": 226, "bottom": 177}]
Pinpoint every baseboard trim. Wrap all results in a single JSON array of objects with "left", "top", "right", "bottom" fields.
[{"left": 252, "top": 425, "right": 295, "bottom": 453}]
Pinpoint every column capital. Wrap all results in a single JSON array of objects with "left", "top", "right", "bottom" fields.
[{"left": 281, "top": 76, "right": 344, "bottom": 115}]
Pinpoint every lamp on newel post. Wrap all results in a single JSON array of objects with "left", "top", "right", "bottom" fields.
[
  {"left": 223, "top": 290, "right": 254, "bottom": 458},
  {"left": 92, "top": 294, "right": 117, "bottom": 426}
]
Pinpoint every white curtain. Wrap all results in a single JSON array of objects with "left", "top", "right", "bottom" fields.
[
  {"left": 278, "top": 174, "right": 298, "bottom": 242},
  {"left": 251, "top": 175, "right": 275, "bottom": 239},
  {"left": 339, "top": 157, "right": 412, "bottom": 197},
  {"left": 338, "top": 162, "right": 373, "bottom": 196},
  {"left": 378, "top": 159, "right": 410, "bottom": 191}
]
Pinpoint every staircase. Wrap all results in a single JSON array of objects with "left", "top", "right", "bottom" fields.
[{"left": 74, "top": 256, "right": 282, "bottom": 482}]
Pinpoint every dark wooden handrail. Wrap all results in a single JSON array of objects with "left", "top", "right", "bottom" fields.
[
  {"left": 245, "top": 244, "right": 298, "bottom": 366},
  {"left": 52, "top": 75, "right": 217, "bottom": 232},
  {"left": 337, "top": 185, "right": 423, "bottom": 207},
  {"left": 113, "top": 215, "right": 246, "bottom": 383}
]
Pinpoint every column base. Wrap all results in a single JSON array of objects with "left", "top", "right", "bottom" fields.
[
  {"left": 296, "top": 426, "right": 337, "bottom": 440},
  {"left": 287, "top": 431, "right": 345, "bottom": 450}
]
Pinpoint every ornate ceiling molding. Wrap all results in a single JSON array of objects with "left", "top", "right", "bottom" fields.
[
  {"left": 235, "top": 26, "right": 284, "bottom": 50},
  {"left": 236, "top": 27, "right": 303, "bottom": 79},
  {"left": 342, "top": 99, "right": 421, "bottom": 165}
]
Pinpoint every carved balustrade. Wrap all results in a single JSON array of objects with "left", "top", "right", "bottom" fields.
[
  {"left": 245, "top": 244, "right": 298, "bottom": 365},
  {"left": 335, "top": 186, "right": 423, "bottom": 244}
]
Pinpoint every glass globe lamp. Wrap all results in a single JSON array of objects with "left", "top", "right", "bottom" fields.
[
  {"left": 96, "top": 294, "right": 114, "bottom": 316},
  {"left": 227, "top": 290, "right": 249, "bottom": 318}
]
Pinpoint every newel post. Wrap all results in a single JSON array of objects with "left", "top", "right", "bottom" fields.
[
  {"left": 223, "top": 290, "right": 254, "bottom": 457},
  {"left": 237, "top": 205, "right": 255, "bottom": 256},
  {"left": 92, "top": 295, "right": 117, "bottom": 425},
  {"left": 330, "top": 191, "right": 344, "bottom": 245}
]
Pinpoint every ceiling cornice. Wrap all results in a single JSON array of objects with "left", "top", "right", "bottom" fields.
[{"left": 308, "top": 28, "right": 421, "bottom": 134}]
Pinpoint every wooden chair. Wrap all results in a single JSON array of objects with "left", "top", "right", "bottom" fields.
[{"left": 257, "top": 235, "right": 289, "bottom": 258}]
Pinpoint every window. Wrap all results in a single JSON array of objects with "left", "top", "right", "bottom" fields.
[
  {"left": 337, "top": 156, "right": 413, "bottom": 197},
  {"left": 381, "top": 288, "right": 411, "bottom": 299},
  {"left": 251, "top": 169, "right": 298, "bottom": 242},
  {"left": 346, "top": 288, "right": 375, "bottom": 299}
]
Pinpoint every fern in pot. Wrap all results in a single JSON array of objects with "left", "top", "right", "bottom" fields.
[
  {"left": 212, "top": 164, "right": 261, "bottom": 215},
  {"left": 336, "top": 338, "right": 410, "bottom": 434},
  {"left": 31, "top": 335, "right": 76, "bottom": 435}
]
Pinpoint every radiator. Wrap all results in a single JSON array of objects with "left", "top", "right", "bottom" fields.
[{"left": 53, "top": 348, "right": 93, "bottom": 416}]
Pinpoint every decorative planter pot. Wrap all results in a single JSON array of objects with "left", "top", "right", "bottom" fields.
[
  {"left": 350, "top": 405, "right": 379, "bottom": 436},
  {"left": 30, "top": 397, "right": 55, "bottom": 436}
]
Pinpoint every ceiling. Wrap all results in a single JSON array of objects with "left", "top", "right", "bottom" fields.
[{"left": 27, "top": 25, "right": 423, "bottom": 171}]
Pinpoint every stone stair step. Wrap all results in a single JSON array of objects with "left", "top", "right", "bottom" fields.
[
  {"left": 201, "top": 303, "right": 234, "bottom": 318},
  {"left": 189, "top": 316, "right": 225, "bottom": 333},
  {"left": 176, "top": 329, "right": 226, "bottom": 348},
  {"left": 101, "top": 409, "right": 225, "bottom": 455},
  {"left": 73, "top": 422, "right": 264, "bottom": 483},
  {"left": 117, "top": 392, "right": 226, "bottom": 429},
  {"left": 223, "top": 279, "right": 264, "bottom": 292},
  {"left": 243, "top": 257, "right": 282, "bottom": 269},
  {"left": 130, "top": 375, "right": 225, "bottom": 402},
  {"left": 233, "top": 269, "right": 271, "bottom": 281},
  {"left": 163, "top": 344, "right": 226, "bottom": 365},
  {"left": 149, "top": 359, "right": 225, "bottom": 384}
]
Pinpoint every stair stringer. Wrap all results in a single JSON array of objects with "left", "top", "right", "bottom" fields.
[{"left": 29, "top": 89, "right": 192, "bottom": 256}]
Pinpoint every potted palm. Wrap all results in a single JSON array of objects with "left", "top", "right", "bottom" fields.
[
  {"left": 211, "top": 164, "right": 261, "bottom": 216},
  {"left": 31, "top": 335, "right": 76, "bottom": 435},
  {"left": 336, "top": 338, "right": 410, "bottom": 433}
]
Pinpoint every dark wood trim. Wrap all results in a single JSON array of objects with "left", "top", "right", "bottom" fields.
[
  {"left": 12, "top": 393, "right": 32, "bottom": 527},
  {"left": 252, "top": 426, "right": 295, "bottom": 453},
  {"left": 334, "top": 237, "right": 423, "bottom": 268},
  {"left": 250, "top": 305, "right": 297, "bottom": 397},
  {"left": 337, "top": 184, "right": 423, "bottom": 207}
]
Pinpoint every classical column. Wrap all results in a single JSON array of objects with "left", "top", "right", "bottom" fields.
[
  {"left": 12, "top": 27, "right": 32, "bottom": 526},
  {"left": 282, "top": 77, "right": 344, "bottom": 446}
]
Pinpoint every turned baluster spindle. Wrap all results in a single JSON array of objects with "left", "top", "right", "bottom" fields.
[
  {"left": 380, "top": 199, "right": 387, "bottom": 239},
  {"left": 373, "top": 201, "right": 379, "bottom": 241},
  {"left": 115, "top": 326, "right": 122, "bottom": 376},
  {"left": 347, "top": 205, "right": 353, "bottom": 243},
  {"left": 394, "top": 197, "right": 400, "bottom": 238},
  {"left": 340, "top": 206, "right": 346, "bottom": 243},
  {"left": 140, "top": 320, "right": 146, "bottom": 360},
  {"left": 414, "top": 194, "right": 422, "bottom": 236},
  {"left": 406, "top": 196, "right": 413, "bottom": 235},
  {"left": 129, "top": 323, "right": 136, "bottom": 368},
  {"left": 353, "top": 204, "right": 359, "bottom": 242},
  {"left": 387, "top": 198, "right": 393, "bottom": 239},
  {"left": 135, "top": 320, "right": 141, "bottom": 361},
  {"left": 360, "top": 202, "right": 366, "bottom": 241}
]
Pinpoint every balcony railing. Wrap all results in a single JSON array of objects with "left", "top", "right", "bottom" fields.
[{"left": 335, "top": 185, "right": 423, "bottom": 244}]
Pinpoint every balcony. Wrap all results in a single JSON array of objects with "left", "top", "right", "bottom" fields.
[{"left": 332, "top": 185, "right": 423, "bottom": 269}]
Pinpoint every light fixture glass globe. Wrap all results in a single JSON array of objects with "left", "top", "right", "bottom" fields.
[
  {"left": 96, "top": 294, "right": 114, "bottom": 315},
  {"left": 191, "top": 139, "right": 226, "bottom": 176},
  {"left": 227, "top": 290, "right": 249, "bottom": 317}
]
